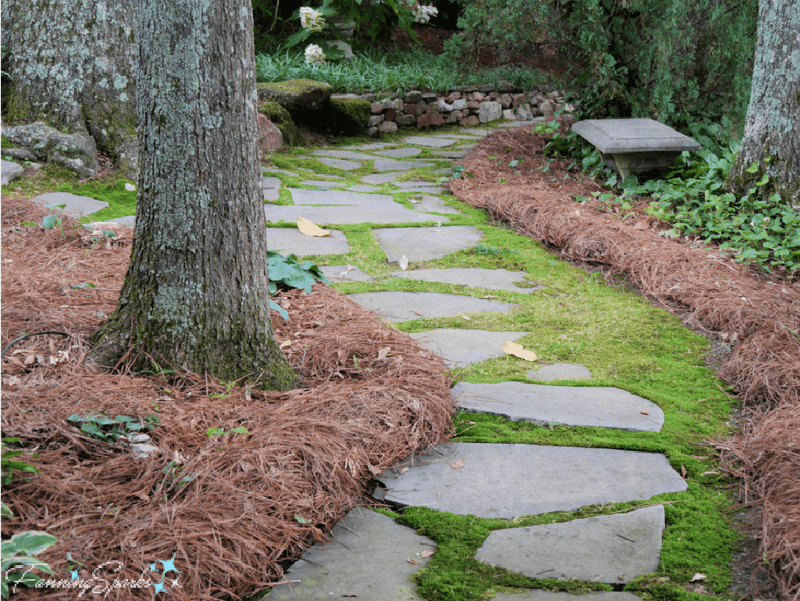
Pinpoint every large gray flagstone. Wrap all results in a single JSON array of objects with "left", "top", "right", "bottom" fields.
[
  {"left": 475, "top": 506, "right": 665, "bottom": 584},
  {"left": 490, "top": 592, "right": 642, "bottom": 601},
  {"left": 318, "top": 157, "right": 361, "bottom": 170},
  {"left": 453, "top": 382, "right": 664, "bottom": 432},
  {"left": 373, "top": 158, "right": 436, "bottom": 172},
  {"left": 344, "top": 142, "right": 398, "bottom": 150},
  {"left": 348, "top": 185, "right": 381, "bottom": 192},
  {"left": 362, "top": 172, "right": 403, "bottom": 184},
  {"left": 373, "top": 226, "right": 484, "bottom": 262},
  {"left": 403, "top": 136, "right": 458, "bottom": 148},
  {"left": 266, "top": 228, "right": 350, "bottom": 256},
  {"left": 528, "top": 363, "right": 593, "bottom": 381},
  {"left": 375, "top": 148, "right": 423, "bottom": 158},
  {"left": 31, "top": 192, "right": 109, "bottom": 218},
  {"left": 374, "top": 443, "right": 687, "bottom": 517},
  {"left": 269, "top": 508, "right": 434, "bottom": 601},
  {"left": 431, "top": 150, "right": 467, "bottom": 158},
  {"left": 265, "top": 204, "right": 446, "bottom": 226},
  {"left": 431, "top": 134, "right": 482, "bottom": 140},
  {"left": 409, "top": 329, "right": 527, "bottom": 366},
  {"left": 460, "top": 128, "right": 492, "bottom": 135},
  {"left": 321, "top": 265, "right": 375, "bottom": 283},
  {"left": 406, "top": 195, "right": 463, "bottom": 215},
  {"left": 392, "top": 181, "right": 445, "bottom": 192},
  {"left": 390, "top": 268, "right": 541, "bottom": 293},
  {"left": 290, "top": 188, "right": 379, "bottom": 205},
  {"left": 2, "top": 160, "right": 24, "bottom": 185},
  {"left": 347, "top": 292, "right": 517, "bottom": 322},
  {"left": 299, "top": 180, "right": 348, "bottom": 188},
  {"left": 313, "top": 149, "right": 379, "bottom": 160},
  {"left": 108, "top": 215, "right": 136, "bottom": 228}
]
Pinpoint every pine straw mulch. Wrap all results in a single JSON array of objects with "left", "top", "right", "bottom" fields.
[
  {"left": 448, "top": 121, "right": 800, "bottom": 600},
  {"left": 0, "top": 197, "right": 454, "bottom": 600}
]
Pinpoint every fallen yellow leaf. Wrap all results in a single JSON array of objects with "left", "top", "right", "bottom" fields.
[
  {"left": 297, "top": 216, "right": 330, "bottom": 237},
  {"left": 503, "top": 340, "right": 537, "bottom": 361},
  {"left": 451, "top": 459, "right": 465, "bottom": 469},
  {"left": 421, "top": 550, "right": 434, "bottom": 558}
]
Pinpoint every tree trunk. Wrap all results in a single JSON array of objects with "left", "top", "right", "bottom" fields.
[
  {"left": 1, "top": 0, "right": 139, "bottom": 177},
  {"left": 728, "top": 0, "right": 800, "bottom": 210},
  {"left": 90, "top": 0, "right": 299, "bottom": 391}
]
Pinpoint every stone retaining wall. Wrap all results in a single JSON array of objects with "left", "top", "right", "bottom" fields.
[{"left": 333, "top": 86, "right": 574, "bottom": 136}]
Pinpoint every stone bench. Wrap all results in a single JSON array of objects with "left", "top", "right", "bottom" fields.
[{"left": 572, "top": 118, "right": 701, "bottom": 178}]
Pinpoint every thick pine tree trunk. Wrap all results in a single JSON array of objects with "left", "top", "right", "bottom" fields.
[
  {"left": 91, "top": 0, "right": 299, "bottom": 391},
  {"left": 1, "top": 0, "right": 138, "bottom": 176},
  {"left": 728, "top": 0, "right": 800, "bottom": 210}
]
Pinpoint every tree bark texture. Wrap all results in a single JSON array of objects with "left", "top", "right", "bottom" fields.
[
  {"left": 91, "top": 0, "right": 299, "bottom": 391},
  {"left": 728, "top": 0, "right": 800, "bottom": 210},
  {"left": 1, "top": 0, "right": 139, "bottom": 176}
]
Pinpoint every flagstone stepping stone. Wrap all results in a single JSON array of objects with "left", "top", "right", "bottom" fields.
[
  {"left": 290, "top": 188, "right": 381, "bottom": 206},
  {"left": 528, "top": 363, "right": 593, "bottom": 381},
  {"left": 431, "top": 168, "right": 453, "bottom": 174},
  {"left": 266, "top": 228, "right": 349, "bottom": 256},
  {"left": 431, "top": 134, "right": 482, "bottom": 140},
  {"left": 262, "top": 176, "right": 282, "bottom": 201},
  {"left": 31, "top": 192, "right": 109, "bottom": 218},
  {"left": 318, "top": 157, "right": 361, "bottom": 171},
  {"left": 403, "top": 136, "right": 458, "bottom": 148},
  {"left": 373, "top": 225, "right": 483, "bottom": 262},
  {"left": 475, "top": 506, "right": 665, "bottom": 584},
  {"left": 375, "top": 148, "right": 423, "bottom": 158},
  {"left": 269, "top": 508, "right": 435, "bottom": 601},
  {"left": 461, "top": 128, "right": 492, "bottom": 135},
  {"left": 348, "top": 185, "right": 381, "bottom": 192},
  {"left": 348, "top": 292, "right": 517, "bottom": 322},
  {"left": 108, "top": 215, "right": 136, "bottom": 228},
  {"left": 314, "top": 149, "right": 378, "bottom": 161},
  {"left": 2, "top": 160, "right": 24, "bottom": 186},
  {"left": 452, "top": 382, "right": 664, "bottom": 432},
  {"left": 373, "top": 158, "right": 436, "bottom": 172},
  {"left": 490, "top": 591, "right": 642, "bottom": 601},
  {"left": 344, "top": 142, "right": 398, "bottom": 150},
  {"left": 300, "top": 180, "right": 349, "bottom": 188},
  {"left": 431, "top": 150, "right": 467, "bottom": 158},
  {"left": 374, "top": 443, "right": 687, "bottom": 517},
  {"left": 390, "top": 268, "right": 541, "bottom": 293},
  {"left": 321, "top": 265, "right": 374, "bottom": 283},
  {"left": 392, "top": 181, "right": 445, "bottom": 193},
  {"left": 362, "top": 172, "right": 403, "bottom": 184},
  {"left": 409, "top": 329, "right": 527, "bottom": 366},
  {"left": 405, "top": 195, "right": 463, "bottom": 215},
  {"left": 262, "top": 167, "right": 299, "bottom": 176},
  {"left": 266, "top": 204, "right": 442, "bottom": 226}
]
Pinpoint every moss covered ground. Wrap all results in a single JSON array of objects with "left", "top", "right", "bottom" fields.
[{"left": 2, "top": 126, "right": 744, "bottom": 601}]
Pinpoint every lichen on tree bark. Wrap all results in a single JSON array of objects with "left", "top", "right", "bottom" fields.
[{"left": 90, "top": 0, "right": 299, "bottom": 391}]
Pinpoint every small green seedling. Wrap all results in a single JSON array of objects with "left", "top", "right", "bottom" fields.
[
  {"left": 206, "top": 426, "right": 249, "bottom": 439},
  {"left": 66, "top": 412, "right": 149, "bottom": 444},
  {"left": 1, "top": 525, "right": 57, "bottom": 599}
]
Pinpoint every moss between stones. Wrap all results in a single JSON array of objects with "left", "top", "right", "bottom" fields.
[{"left": 257, "top": 101, "right": 304, "bottom": 147}]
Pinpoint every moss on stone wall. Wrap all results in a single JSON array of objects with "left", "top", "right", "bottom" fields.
[
  {"left": 257, "top": 101, "right": 304, "bottom": 147},
  {"left": 324, "top": 97, "right": 371, "bottom": 135}
]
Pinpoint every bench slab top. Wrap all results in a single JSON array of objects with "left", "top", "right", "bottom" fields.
[{"left": 572, "top": 118, "right": 701, "bottom": 154}]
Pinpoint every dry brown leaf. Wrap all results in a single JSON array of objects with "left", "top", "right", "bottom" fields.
[
  {"left": 408, "top": 559, "right": 421, "bottom": 565},
  {"left": 297, "top": 216, "right": 330, "bottom": 237},
  {"left": 503, "top": 340, "right": 537, "bottom": 361},
  {"left": 690, "top": 455, "right": 710, "bottom": 460},
  {"left": 399, "top": 467, "right": 409, "bottom": 474},
  {"left": 641, "top": 410, "right": 650, "bottom": 415},
  {"left": 421, "top": 550, "right": 434, "bottom": 558},
  {"left": 280, "top": 340, "right": 292, "bottom": 349},
  {"left": 377, "top": 347, "right": 391, "bottom": 360},
  {"left": 451, "top": 459, "right": 465, "bottom": 469},
  {"left": 701, "top": 471, "right": 720, "bottom": 477},
  {"left": 681, "top": 465, "right": 687, "bottom": 478}
]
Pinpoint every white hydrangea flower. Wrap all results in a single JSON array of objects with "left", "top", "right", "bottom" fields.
[
  {"left": 413, "top": 5, "right": 438, "bottom": 23},
  {"left": 304, "top": 44, "right": 326, "bottom": 65},
  {"left": 300, "top": 7, "right": 326, "bottom": 32}
]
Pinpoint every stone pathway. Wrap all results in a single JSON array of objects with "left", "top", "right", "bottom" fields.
[{"left": 10, "top": 123, "right": 706, "bottom": 600}]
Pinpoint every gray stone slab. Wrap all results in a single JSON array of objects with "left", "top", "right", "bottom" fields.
[
  {"left": 476, "top": 506, "right": 665, "bottom": 584},
  {"left": 31, "top": 192, "right": 109, "bottom": 218},
  {"left": 348, "top": 185, "right": 382, "bottom": 192},
  {"left": 528, "top": 363, "right": 593, "bottom": 381},
  {"left": 431, "top": 150, "right": 467, "bottom": 158},
  {"left": 392, "top": 181, "right": 445, "bottom": 192},
  {"left": 362, "top": 172, "right": 403, "bottom": 184},
  {"left": 375, "top": 148, "right": 423, "bottom": 158},
  {"left": 461, "top": 128, "right": 492, "bottom": 136},
  {"left": 264, "top": 189, "right": 280, "bottom": 201},
  {"left": 300, "top": 180, "right": 348, "bottom": 187},
  {"left": 262, "top": 167, "right": 299, "bottom": 176},
  {"left": 373, "top": 226, "right": 484, "bottom": 262},
  {"left": 403, "top": 136, "right": 458, "bottom": 148},
  {"left": 491, "top": 592, "right": 642, "bottom": 601},
  {"left": 266, "top": 204, "right": 443, "bottom": 226},
  {"left": 572, "top": 119, "right": 701, "bottom": 154},
  {"left": 269, "top": 508, "right": 434, "bottom": 601},
  {"left": 266, "top": 228, "right": 350, "bottom": 256},
  {"left": 431, "top": 168, "right": 453, "bottom": 174},
  {"left": 390, "top": 268, "right": 541, "bottom": 293},
  {"left": 347, "top": 292, "right": 517, "bottom": 322},
  {"left": 321, "top": 265, "right": 375, "bottom": 283},
  {"left": 314, "top": 149, "right": 378, "bottom": 161},
  {"left": 406, "top": 195, "right": 463, "bottom": 215},
  {"left": 431, "top": 134, "right": 482, "bottom": 140},
  {"left": 108, "top": 215, "right": 136, "bottom": 228},
  {"left": 373, "top": 158, "right": 436, "bottom": 172},
  {"left": 344, "top": 142, "right": 398, "bottom": 150},
  {"left": 318, "top": 157, "right": 361, "bottom": 171},
  {"left": 409, "top": 329, "right": 527, "bottom": 366},
  {"left": 374, "top": 443, "right": 687, "bottom": 517},
  {"left": 261, "top": 176, "right": 282, "bottom": 189},
  {"left": 2, "top": 160, "right": 24, "bottom": 186},
  {"left": 453, "top": 382, "right": 664, "bottom": 432},
  {"left": 289, "top": 189, "right": 392, "bottom": 206}
]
